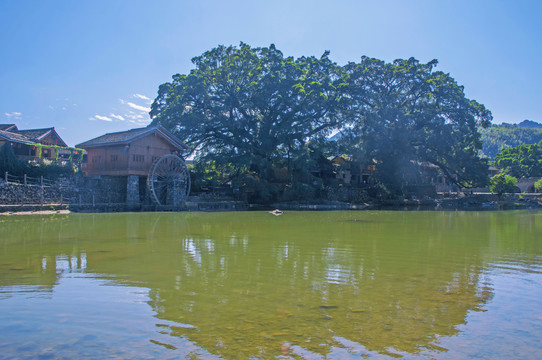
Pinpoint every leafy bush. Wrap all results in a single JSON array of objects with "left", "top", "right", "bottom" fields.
[
  {"left": 280, "top": 182, "right": 316, "bottom": 201},
  {"left": 489, "top": 173, "right": 519, "bottom": 194},
  {"left": 0, "top": 143, "right": 26, "bottom": 175},
  {"left": 27, "top": 163, "right": 75, "bottom": 179},
  {"left": 189, "top": 162, "right": 222, "bottom": 192},
  {"left": 232, "top": 175, "right": 278, "bottom": 204},
  {"left": 0, "top": 143, "right": 75, "bottom": 180},
  {"left": 534, "top": 178, "right": 542, "bottom": 193}
]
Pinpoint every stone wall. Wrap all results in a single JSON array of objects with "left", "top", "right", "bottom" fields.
[
  {"left": 0, "top": 181, "right": 62, "bottom": 205},
  {"left": 63, "top": 175, "right": 128, "bottom": 205},
  {"left": 0, "top": 175, "right": 130, "bottom": 207}
]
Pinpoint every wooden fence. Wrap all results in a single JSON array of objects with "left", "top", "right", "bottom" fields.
[{"left": 3, "top": 171, "right": 55, "bottom": 187}]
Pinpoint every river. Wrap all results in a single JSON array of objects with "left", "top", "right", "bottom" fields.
[{"left": 1, "top": 211, "right": 541, "bottom": 359}]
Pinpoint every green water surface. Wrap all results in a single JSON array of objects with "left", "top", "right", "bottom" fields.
[{"left": 1, "top": 211, "right": 542, "bottom": 359}]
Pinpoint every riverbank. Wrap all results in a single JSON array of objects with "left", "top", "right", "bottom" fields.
[
  {"left": 0, "top": 208, "right": 70, "bottom": 216},
  {"left": 2, "top": 192, "right": 541, "bottom": 215},
  {"left": 363, "top": 192, "right": 542, "bottom": 211}
]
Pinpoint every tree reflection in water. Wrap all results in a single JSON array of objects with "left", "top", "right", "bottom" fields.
[{"left": 1, "top": 211, "right": 541, "bottom": 358}]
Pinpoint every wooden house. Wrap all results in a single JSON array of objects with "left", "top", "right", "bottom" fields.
[
  {"left": 0, "top": 125, "right": 71, "bottom": 163},
  {"left": 76, "top": 125, "right": 188, "bottom": 207},
  {"left": 76, "top": 125, "right": 187, "bottom": 177},
  {"left": 330, "top": 155, "right": 375, "bottom": 185}
]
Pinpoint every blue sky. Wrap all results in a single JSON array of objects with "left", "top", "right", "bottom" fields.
[{"left": 1, "top": 0, "right": 541, "bottom": 146}]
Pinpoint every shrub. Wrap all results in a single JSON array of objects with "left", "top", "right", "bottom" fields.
[
  {"left": 0, "top": 143, "right": 26, "bottom": 175},
  {"left": 534, "top": 178, "right": 542, "bottom": 193},
  {"left": 489, "top": 173, "right": 519, "bottom": 194},
  {"left": 280, "top": 182, "right": 316, "bottom": 202}
]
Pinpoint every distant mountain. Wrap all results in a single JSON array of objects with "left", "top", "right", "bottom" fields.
[
  {"left": 480, "top": 123, "right": 542, "bottom": 159},
  {"left": 500, "top": 119, "right": 542, "bottom": 128},
  {"left": 518, "top": 119, "right": 542, "bottom": 128}
]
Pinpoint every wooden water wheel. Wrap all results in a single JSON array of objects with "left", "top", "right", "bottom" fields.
[{"left": 147, "top": 154, "right": 190, "bottom": 206}]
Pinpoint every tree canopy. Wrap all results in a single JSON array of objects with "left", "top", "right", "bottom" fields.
[
  {"left": 150, "top": 43, "right": 492, "bottom": 201},
  {"left": 337, "top": 56, "right": 491, "bottom": 190},
  {"left": 494, "top": 141, "right": 542, "bottom": 178},
  {"left": 151, "top": 43, "right": 342, "bottom": 178}
]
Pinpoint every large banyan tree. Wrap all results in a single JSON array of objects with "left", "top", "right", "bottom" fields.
[
  {"left": 341, "top": 56, "right": 493, "bottom": 191},
  {"left": 150, "top": 43, "right": 343, "bottom": 200},
  {"left": 150, "top": 43, "right": 492, "bottom": 199}
]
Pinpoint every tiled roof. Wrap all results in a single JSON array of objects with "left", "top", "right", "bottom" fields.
[
  {"left": 0, "top": 124, "right": 18, "bottom": 131},
  {"left": 77, "top": 127, "right": 151, "bottom": 147},
  {"left": 0, "top": 129, "right": 33, "bottom": 144},
  {"left": 76, "top": 125, "right": 187, "bottom": 150},
  {"left": 0, "top": 126, "right": 69, "bottom": 148},
  {"left": 11, "top": 128, "right": 68, "bottom": 147},
  {"left": 12, "top": 128, "right": 54, "bottom": 141}
]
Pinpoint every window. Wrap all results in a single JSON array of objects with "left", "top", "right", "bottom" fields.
[
  {"left": 110, "top": 154, "right": 118, "bottom": 161},
  {"left": 133, "top": 154, "right": 144, "bottom": 162}
]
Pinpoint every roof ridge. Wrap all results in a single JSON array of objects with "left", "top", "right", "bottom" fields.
[
  {"left": 14, "top": 127, "right": 55, "bottom": 132},
  {"left": 100, "top": 126, "right": 153, "bottom": 135},
  {"left": 76, "top": 125, "right": 186, "bottom": 149}
]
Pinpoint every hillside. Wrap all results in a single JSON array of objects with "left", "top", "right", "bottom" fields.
[
  {"left": 501, "top": 119, "right": 542, "bottom": 129},
  {"left": 481, "top": 120, "right": 542, "bottom": 158}
]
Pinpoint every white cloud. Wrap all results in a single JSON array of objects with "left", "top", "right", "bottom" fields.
[
  {"left": 109, "top": 113, "right": 125, "bottom": 121},
  {"left": 126, "top": 101, "right": 151, "bottom": 113},
  {"left": 125, "top": 111, "right": 145, "bottom": 120},
  {"left": 132, "top": 94, "right": 152, "bottom": 103},
  {"left": 5, "top": 111, "right": 22, "bottom": 118},
  {"left": 103, "top": 93, "right": 153, "bottom": 125},
  {"left": 90, "top": 115, "right": 113, "bottom": 122}
]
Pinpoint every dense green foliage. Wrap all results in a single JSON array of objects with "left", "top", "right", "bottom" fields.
[
  {"left": 494, "top": 141, "right": 542, "bottom": 178},
  {"left": 151, "top": 43, "right": 492, "bottom": 202},
  {"left": 0, "top": 143, "right": 26, "bottom": 175},
  {"left": 480, "top": 125, "right": 542, "bottom": 159},
  {"left": 341, "top": 56, "right": 491, "bottom": 191},
  {"left": 535, "top": 178, "right": 542, "bottom": 192},
  {"left": 151, "top": 43, "right": 342, "bottom": 201},
  {"left": 489, "top": 173, "right": 519, "bottom": 194},
  {"left": 0, "top": 143, "right": 75, "bottom": 180}
]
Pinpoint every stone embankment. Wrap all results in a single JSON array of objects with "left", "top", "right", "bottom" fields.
[
  {"left": 0, "top": 176, "right": 130, "bottom": 213},
  {"left": 371, "top": 193, "right": 542, "bottom": 210},
  {"left": 2, "top": 177, "right": 541, "bottom": 213},
  {"left": 435, "top": 192, "right": 542, "bottom": 210},
  {"left": 0, "top": 181, "right": 62, "bottom": 205},
  {"left": 0, "top": 181, "right": 68, "bottom": 213},
  {"left": 270, "top": 200, "right": 366, "bottom": 211}
]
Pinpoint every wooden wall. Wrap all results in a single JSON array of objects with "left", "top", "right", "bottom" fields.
[{"left": 82, "top": 133, "right": 180, "bottom": 176}]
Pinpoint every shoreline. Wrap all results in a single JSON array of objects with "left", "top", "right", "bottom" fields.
[
  {"left": 1, "top": 193, "right": 541, "bottom": 215},
  {"left": 1, "top": 209, "right": 70, "bottom": 216}
]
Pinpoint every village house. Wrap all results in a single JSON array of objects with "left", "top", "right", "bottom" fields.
[
  {"left": 76, "top": 125, "right": 189, "bottom": 207},
  {"left": 0, "top": 124, "right": 73, "bottom": 163},
  {"left": 330, "top": 155, "right": 376, "bottom": 186}
]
